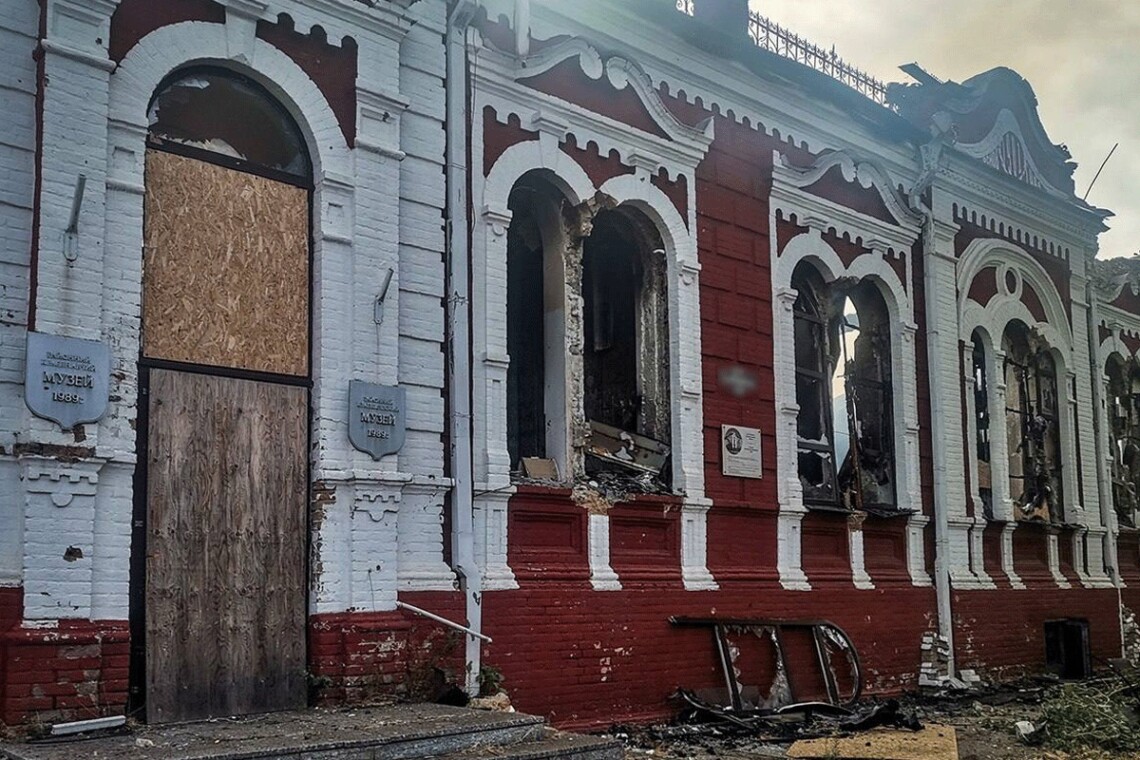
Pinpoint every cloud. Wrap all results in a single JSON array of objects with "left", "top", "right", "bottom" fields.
[{"left": 754, "top": 0, "right": 1140, "bottom": 257}]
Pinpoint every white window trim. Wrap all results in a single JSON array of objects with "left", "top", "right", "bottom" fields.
[
  {"left": 471, "top": 38, "right": 716, "bottom": 590},
  {"left": 957, "top": 237, "right": 1105, "bottom": 589},
  {"left": 769, "top": 149, "right": 929, "bottom": 590}
]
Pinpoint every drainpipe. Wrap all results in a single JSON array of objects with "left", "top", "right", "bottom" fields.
[{"left": 445, "top": 0, "right": 482, "bottom": 696}]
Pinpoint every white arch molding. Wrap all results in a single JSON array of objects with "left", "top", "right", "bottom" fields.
[
  {"left": 768, "top": 145, "right": 929, "bottom": 592},
  {"left": 957, "top": 237, "right": 1111, "bottom": 589},
  {"left": 473, "top": 135, "right": 715, "bottom": 592},
  {"left": 102, "top": 17, "right": 436, "bottom": 612}
]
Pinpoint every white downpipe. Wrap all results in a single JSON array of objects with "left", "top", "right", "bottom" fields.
[{"left": 446, "top": 0, "right": 482, "bottom": 696}]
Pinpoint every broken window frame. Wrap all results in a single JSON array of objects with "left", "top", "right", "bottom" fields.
[
  {"left": 146, "top": 66, "right": 312, "bottom": 185},
  {"left": 1003, "top": 322, "right": 1064, "bottom": 523},
  {"left": 1106, "top": 354, "right": 1140, "bottom": 528},
  {"left": 581, "top": 207, "right": 672, "bottom": 485},
  {"left": 503, "top": 174, "right": 577, "bottom": 478},
  {"left": 794, "top": 278, "right": 839, "bottom": 505},
  {"left": 503, "top": 181, "right": 673, "bottom": 486},
  {"left": 971, "top": 331, "right": 994, "bottom": 519},
  {"left": 792, "top": 267, "right": 898, "bottom": 512}
]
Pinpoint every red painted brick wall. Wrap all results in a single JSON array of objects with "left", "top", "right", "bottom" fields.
[{"left": 0, "top": 618, "right": 130, "bottom": 728}]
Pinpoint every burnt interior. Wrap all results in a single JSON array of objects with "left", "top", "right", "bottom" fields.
[
  {"left": 1107, "top": 353, "right": 1140, "bottom": 528},
  {"left": 1003, "top": 320, "right": 1063, "bottom": 522},
  {"left": 792, "top": 262, "right": 896, "bottom": 512}
]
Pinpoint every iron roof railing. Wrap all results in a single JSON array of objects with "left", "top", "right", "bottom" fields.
[{"left": 675, "top": 0, "right": 890, "bottom": 106}]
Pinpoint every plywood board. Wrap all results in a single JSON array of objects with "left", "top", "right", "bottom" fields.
[
  {"left": 787, "top": 725, "right": 958, "bottom": 760},
  {"left": 145, "top": 369, "right": 308, "bottom": 723},
  {"left": 143, "top": 149, "right": 309, "bottom": 376}
]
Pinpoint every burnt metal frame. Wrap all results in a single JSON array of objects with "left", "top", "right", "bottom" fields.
[
  {"left": 1004, "top": 344, "right": 1063, "bottom": 520},
  {"left": 670, "top": 616, "right": 863, "bottom": 711},
  {"left": 127, "top": 73, "right": 315, "bottom": 717},
  {"left": 793, "top": 281, "right": 840, "bottom": 506}
]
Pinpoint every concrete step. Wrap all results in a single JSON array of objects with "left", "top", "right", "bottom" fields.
[
  {"left": 0, "top": 704, "right": 560, "bottom": 760},
  {"left": 435, "top": 729, "right": 623, "bottom": 760}
]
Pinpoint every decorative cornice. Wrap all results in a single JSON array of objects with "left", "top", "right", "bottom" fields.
[
  {"left": 772, "top": 150, "right": 921, "bottom": 257},
  {"left": 778, "top": 149, "right": 923, "bottom": 229},
  {"left": 957, "top": 109, "right": 1058, "bottom": 197},
  {"left": 475, "top": 36, "right": 713, "bottom": 179}
]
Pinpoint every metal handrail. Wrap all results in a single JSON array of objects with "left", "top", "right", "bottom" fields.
[{"left": 396, "top": 600, "right": 493, "bottom": 643}]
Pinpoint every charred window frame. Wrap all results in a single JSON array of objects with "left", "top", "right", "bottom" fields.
[
  {"left": 1107, "top": 355, "right": 1140, "bottom": 529},
  {"left": 581, "top": 209, "right": 671, "bottom": 484},
  {"left": 792, "top": 266, "right": 897, "bottom": 512},
  {"left": 1003, "top": 322, "right": 1063, "bottom": 522},
  {"left": 147, "top": 66, "right": 312, "bottom": 185},
  {"left": 971, "top": 331, "right": 993, "bottom": 519},
  {"left": 794, "top": 269, "right": 838, "bottom": 505}
]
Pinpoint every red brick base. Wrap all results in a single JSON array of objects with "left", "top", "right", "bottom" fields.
[{"left": 0, "top": 590, "right": 129, "bottom": 728}]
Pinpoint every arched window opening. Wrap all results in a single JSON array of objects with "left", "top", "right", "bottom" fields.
[
  {"left": 1003, "top": 321, "right": 1063, "bottom": 522},
  {"left": 794, "top": 266, "right": 836, "bottom": 504},
  {"left": 971, "top": 330, "right": 993, "bottom": 519},
  {"left": 1107, "top": 355, "right": 1140, "bottom": 528},
  {"left": 505, "top": 176, "right": 562, "bottom": 471},
  {"left": 792, "top": 264, "right": 896, "bottom": 511},
  {"left": 148, "top": 67, "right": 311, "bottom": 183},
  {"left": 582, "top": 208, "right": 671, "bottom": 485}
]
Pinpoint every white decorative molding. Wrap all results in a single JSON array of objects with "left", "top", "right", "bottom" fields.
[
  {"left": 474, "top": 488, "right": 519, "bottom": 591},
  {"left": 476, "top": 36, "right": 713, "bottom": 183},
  {"left": 778, "top": 150, "right": 924, "bottom": 230},
  {"left": 906, "top": 514, "right": 932, "bottom": 586},
  {"left": 850, "top": 525, "right": 873, "bottom": 590},
  {"left": 1001, "top": 523, "right": 1026, "bottom": 590},
  {"left": 769, "top": 155, "right": 925, "bottom": 586},
  {"left": 681, "top": 499, "right": 717, "bottom": 590},
  {"left": 472, "top": 47, "right": 714, "bottom": 588},
  {"left": 777, "top": 510, "right": 811, "bottom": 591},
  {"left": 589, "top": 514, "right": 621, "bottom": 591},
  {"left": 1047, "top": 532, "right": 1071, "bottom": 588},
  {"left": 956, "top": 110, "right": 1059, "bottom": 197}
]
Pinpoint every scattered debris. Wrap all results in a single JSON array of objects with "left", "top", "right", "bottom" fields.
[
  {"left": 1040, "top": 677, "right": 1140, "bottom": 754},
  {"left": 586, "top": 420, "right": 670, "bottom": 476},
  {"left": 469, "top": 692, "right": 514, "bottom": 713},
  {"left": 1013, "top": 720, "right": 1043, "bottom": 745},
  {"left": 521, "top": 457, "right": 559, "bottom": 480}
]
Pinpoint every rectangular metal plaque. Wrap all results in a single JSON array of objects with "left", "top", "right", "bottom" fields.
[
  {"left": 721, "top": 424, "right": 763, "bottom": 479},
  {"left": 25, "top": 331, "right": 111, "bottom": 430},
  {"left": 348, "top": 381, "right": 406, "bottom": 460}
]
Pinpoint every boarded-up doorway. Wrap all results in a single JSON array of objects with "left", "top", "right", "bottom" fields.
[{"left": 131, "top": 69, "right": 313, "bottom": 723}]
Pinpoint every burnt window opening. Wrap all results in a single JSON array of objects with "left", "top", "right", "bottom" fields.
[
  {"left": 1003, "top": 321, "right": 1063, "bottom": 523},
  {"left": 792, "top": 264, "right": 896, "bottom": 512},
  {"left": 506, "top": 183, "right": 547, "bottom": 469},
  {"left": 972, "top": 331, "right": 994, "bottom": 519},
  {"left": 147, "top": 67, "right": 311, "bottom": 183},
  {"left": 582, "top": 209, "right": 671, "bottom": 483},
  {"left": 1106, "top": 355, "right": 1140, "bottom": 528}
]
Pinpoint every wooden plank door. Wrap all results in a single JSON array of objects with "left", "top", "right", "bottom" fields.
[{"left": 144, "top": 368, "right": 308, "bottom": 723}]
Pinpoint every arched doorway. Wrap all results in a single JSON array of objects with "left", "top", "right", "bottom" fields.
[{"left": 129, "top": 68, "right": 312, "bottom": 722}]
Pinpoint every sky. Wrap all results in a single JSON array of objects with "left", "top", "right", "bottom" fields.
[{"left": 754, "top": 0, "right": 1140, "bottom": 258}]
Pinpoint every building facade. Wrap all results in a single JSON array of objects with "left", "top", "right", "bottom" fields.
[{"left": 0, "top": 0, "right": 1131, "bottom": 730}]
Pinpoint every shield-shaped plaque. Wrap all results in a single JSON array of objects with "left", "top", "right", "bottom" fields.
[
  {"left": 25, "top": 331, "right": 111, "bottom": 430},
  {"left": 348, "top": 381, "right": 406, "bottom": 460}
]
